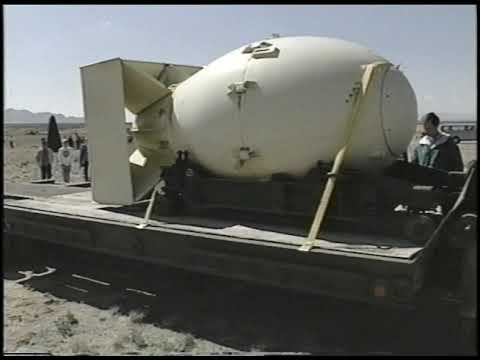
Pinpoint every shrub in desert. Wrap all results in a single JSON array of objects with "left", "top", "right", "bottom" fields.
[
  {"left": 47, "top": 115, "right": 62, "bottom": 152},
  {"left": 54, "top": 311, "right": 79, "bottom": 338}
]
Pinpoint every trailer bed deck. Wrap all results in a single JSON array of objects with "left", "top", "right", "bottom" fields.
[{"left": 4, "top": 183, "right": 422, "bottom": 260}]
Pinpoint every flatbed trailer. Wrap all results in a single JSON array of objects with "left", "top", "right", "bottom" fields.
[
  {"left": 3, "top": 169, "right": 477, "bottom": 352},
  {"left": 0, "top": 182, "right": 456, "bottom": 309}
]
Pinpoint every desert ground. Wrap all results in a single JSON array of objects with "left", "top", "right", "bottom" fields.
[
  {"left": 4, "top": 124, "right": 88, "bottom": 184},
  {"left": 3, "top": 124, "right": 477, "bottom": 355},
  {"left": 4, "top": 280, "right": 236, "bottom": 356}
]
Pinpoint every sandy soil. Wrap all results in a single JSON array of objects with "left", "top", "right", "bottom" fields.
[
  {"left": 3, "top": 124, "right": 477, "bottom": 355},
  {"left": 3, "top": 281, "right": 235, "bottom": 355}
]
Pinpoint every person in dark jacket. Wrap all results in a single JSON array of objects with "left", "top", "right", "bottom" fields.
[
  {"left": 412, "top": 112, "right": 464, "bottom": 172},
  {"left": 79, "top": 137, "right": 89, "bottom": 182}
]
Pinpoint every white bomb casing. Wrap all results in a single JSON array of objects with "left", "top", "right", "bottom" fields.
[
  {"left": 163, "top": 36, "right": 418, "bottom": 178},
  {"left": 81, "top": 36, "right": 418, "bottom": 204}
]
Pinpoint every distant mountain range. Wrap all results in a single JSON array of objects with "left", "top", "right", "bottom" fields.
[{"left": 4, "top": 108, "right": 84, "bottom": 124}]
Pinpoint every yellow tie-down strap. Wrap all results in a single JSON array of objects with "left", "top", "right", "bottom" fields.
[{"left": 299, "top": 61, "right": 392, "bottom": 252}]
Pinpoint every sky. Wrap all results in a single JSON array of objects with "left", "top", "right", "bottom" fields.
[{"left": 4, "top": 4, "right": 477, "bottom": 118}]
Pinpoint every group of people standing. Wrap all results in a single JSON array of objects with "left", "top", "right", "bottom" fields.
[{"left": 36, "top": 133, "right": 89, "bottom": 183}]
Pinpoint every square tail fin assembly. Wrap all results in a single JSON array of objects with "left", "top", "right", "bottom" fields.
[{"left": 80, "top": 58, "right": 201, "bottom": 205}]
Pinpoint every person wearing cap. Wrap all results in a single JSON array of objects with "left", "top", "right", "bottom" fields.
[
  {"left": 58, "top": 138, "right": 74, "bottom": 183},
  {"left": 35, "top": 138, "right": 54, "bottom": 180},
  {"left": 412, "top": 112, "right": 464, "bottom": 172}
]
